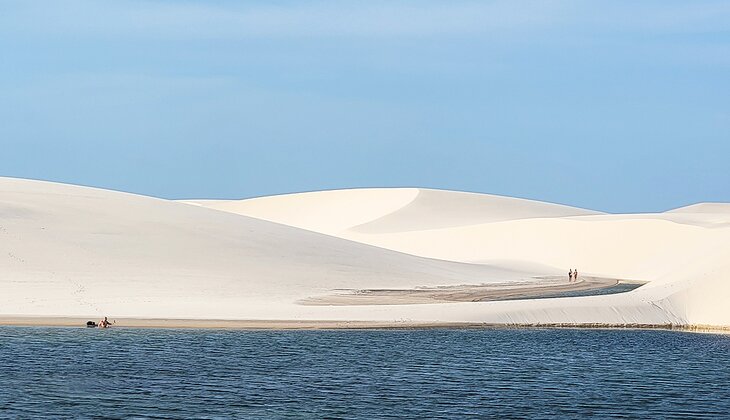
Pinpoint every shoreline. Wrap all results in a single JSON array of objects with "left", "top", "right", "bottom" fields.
[{"left": 1, "top": 316, "right": 728, "bottom": 334}]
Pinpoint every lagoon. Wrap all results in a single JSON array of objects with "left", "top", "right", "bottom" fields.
[{"left": 1, "top": 327, "right": 728, "bottom": 418}]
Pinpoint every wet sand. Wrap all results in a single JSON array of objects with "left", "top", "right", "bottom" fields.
[
  {"left": 1, "top": 316, "right": 727, "bottom": 333},
  {"left": 301, "top": 276, "right": 630, "bottom": 306}
]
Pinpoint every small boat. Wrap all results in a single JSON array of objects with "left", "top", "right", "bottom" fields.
[{"left": 86, "top": 321, "right": 97, "bottom": 328}]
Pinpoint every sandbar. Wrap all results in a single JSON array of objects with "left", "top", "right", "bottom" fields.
[{"left": 301, "top": 276, "right": 635, "bottom": 306}]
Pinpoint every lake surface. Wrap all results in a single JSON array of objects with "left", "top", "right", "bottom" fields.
[{"left": 1, "top": 327, "right": 728, "bottom": 419}]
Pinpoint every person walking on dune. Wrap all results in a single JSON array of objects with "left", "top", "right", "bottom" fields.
[
  {"left": 568, "top": 269, "right": 573, "bottom": 281},
  {"left": 573, "top": 269, "right": 578, "bottom": 281}
]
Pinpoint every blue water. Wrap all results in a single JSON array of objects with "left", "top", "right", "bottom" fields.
[{"left": 1, "top": 327, "right": 729, "bottom": 419}]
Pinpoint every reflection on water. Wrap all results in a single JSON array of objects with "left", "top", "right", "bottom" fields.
[{"left": 0, "top": 327, "right": 728, "bottom": 418}]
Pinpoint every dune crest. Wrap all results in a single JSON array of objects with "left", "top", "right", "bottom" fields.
[
  {"left": 183, "top": 188, "right": 420, "bottom": 235},
  {"left": 666, "top": 203, "right": 730, "bottom": 214}
]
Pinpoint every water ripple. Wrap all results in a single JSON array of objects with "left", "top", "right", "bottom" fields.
[{"left": 0, "top": 327, "right": 729, "bottom": 418}]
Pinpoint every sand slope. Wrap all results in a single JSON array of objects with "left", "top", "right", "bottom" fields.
[
  {"left": 0, "top": 178, "right": 549, "bottom": 319},
  {"left": 190, "top": 188, "right": 730, "bottom": 328},
  {"left": 2, "top": 178, "right": 729, "bottom": 328},
  {"left": 184, "top": 188, "right": 601, "bottom": 235},
  {"left": 184, "top": 188, "right": 422, "bottom": 236}
]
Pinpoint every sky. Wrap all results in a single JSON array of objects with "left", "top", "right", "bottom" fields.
[{"left": 1, "top": 1, "right": 728, "bottom": 213}]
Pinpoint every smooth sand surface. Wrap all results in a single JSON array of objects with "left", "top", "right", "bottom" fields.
[
  {"left": 0, "top": 178, "right": 552, "bottom": 320},
  {"left": 2, "top": 178, "right": 730, "bottom": 329},
  {"left": 188, "top": 187, "right": 730, "bottom": 328},
  {"left": 183, "top": 188, "right": 602, "bottom": 235}
]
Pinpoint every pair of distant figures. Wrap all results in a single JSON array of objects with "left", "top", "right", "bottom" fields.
[{"left": 568, "top": 269, "right": 579, "bottom": 281}]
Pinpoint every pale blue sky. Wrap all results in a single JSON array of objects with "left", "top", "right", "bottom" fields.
[{"left": 1, "top": 1, "right": 728, "bottom": 212}]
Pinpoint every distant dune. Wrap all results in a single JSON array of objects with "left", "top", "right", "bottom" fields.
[
  {"left": 184, "top": 188, "right": 602, "bottom": 234},
  {"left": 2, "top": 178, "right": 729, "bottom": 329},
  {"left": 666, "top": 203, "right": 730, "bottom": 214}
]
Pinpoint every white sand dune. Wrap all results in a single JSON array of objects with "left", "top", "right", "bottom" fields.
[
  {"left": 185, "top": 189, "right": 722, "bottom": 282},
  {"left": 2, "top": 178, "right": 729, "bottom": 329},
  {"left": 0, "top": 179, "right": 545, "bottom": 320},
  {"left": 184, "top": 188, "right": 601, "bottom": 235},
  {"left": 666, "top": 203, "right": 730, "bottom": 214},
  {"left": 190, "top": 188, "right": 730, "bottom": 328},
  {"left": 184, "top": 188, "right": 421, "bottom": 236}
]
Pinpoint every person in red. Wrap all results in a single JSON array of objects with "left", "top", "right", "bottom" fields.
[{"left": 98, "top": 317, "right": 112, "bottom": 328}]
